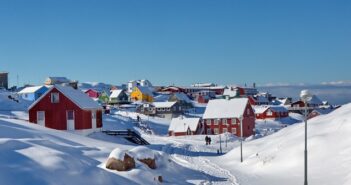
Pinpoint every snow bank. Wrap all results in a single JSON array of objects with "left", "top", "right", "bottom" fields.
[
  {"left": 108, "top": 148, "right": 130, "bottom": 160},
  {"left": 130, "top": 146, "right": 155, "bottom": 159},
  {"left": 0, "top": 91, "right": 32, "bottom": 111},
  {"left": 216, "top": 102, "right": 351, "bottom": 185}
]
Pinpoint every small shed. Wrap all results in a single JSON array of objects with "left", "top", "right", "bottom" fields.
[
  {"left": 254, "top": 106, "right": 289, "bottom": 120},
  {"left": 109, "top": 90, "right": 129, "bottom": 104}
]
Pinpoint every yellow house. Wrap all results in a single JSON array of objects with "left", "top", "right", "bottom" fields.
[{"left": 130, "top": 86, "right": 154, "bottom": 102}]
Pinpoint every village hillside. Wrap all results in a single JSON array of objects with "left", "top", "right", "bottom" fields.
[{"left": 0, "top": 72, "right": 349, "bottom": 185}]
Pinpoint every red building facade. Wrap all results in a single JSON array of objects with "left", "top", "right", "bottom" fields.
[
  {"left": 29, "top": 85, "right": 103, "bottom": 131},
  {"left": 85, "top": 89, "right": 100, "bottom": 99},
  {"left": 202, "top": 98, "right": 255, "bottom": 137}
]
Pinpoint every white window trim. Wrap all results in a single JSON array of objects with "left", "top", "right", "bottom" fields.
[{"left": 214, "top": 119, "right": 219, "bottom": 125}]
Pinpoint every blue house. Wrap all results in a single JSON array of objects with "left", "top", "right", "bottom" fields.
[{"left": 18, "top": 86, "right": 49, "bottom": 101}]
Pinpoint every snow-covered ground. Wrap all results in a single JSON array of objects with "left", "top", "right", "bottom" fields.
[
  {"left": 213, "top": 103, "right": 351, "bottom": 185},
  {"left": 1, "top": 89, "right": 350, "bottom": 185}
]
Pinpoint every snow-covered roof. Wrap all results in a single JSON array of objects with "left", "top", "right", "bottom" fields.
[
  {"left": 172, "top": 92, "right": 191, "bottom": 103},
  {"left": 152, "top": 101, "right": 177, "bottom": 108},
  {"left": 253, "top": 106, "right": 269, "bottom": 114},
  {"left": 29, "top": 85, "right": 102, "bottom": 110},
  {"left": 203, "top": 98, "right": 249, "bottom": 119},
  {"left": 154, "top": 94, "right": 170, "bottom": 102},
  {"left": 256, "top": 96, "right": 269, "bottom": 103},
  {"left": 254, "top": 105, "right": 288, "bottom": 114},
  {"left": 308, "top": 95, "right": 323, "bottom": 105},
  {"left": 18, "top": 86, "right": 46, "bottom": 94},
  {"left": 46, "top": 77, "right": 70, "bottom": 84},
  {"left": 110, "top": 90, "right": 124, "bottom": 98},
  {"left": 312, "top": 108, "right": 333, "bottom": 115},
  {"left": 223, "top": 89, "right": 237, "bottom": 97},
  {"left": 168, "top": 117, "right": 201, "bottom": 133},
  {"left": 269, "top": 106, "right": 288, "bottom": 112},
  {"left": 137, "top": 86, "right": 153, "bottom": 96}
]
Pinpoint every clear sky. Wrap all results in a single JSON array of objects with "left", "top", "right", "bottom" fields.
[{"left": 0, "top": 0, "right": 350, "bottom": 87}]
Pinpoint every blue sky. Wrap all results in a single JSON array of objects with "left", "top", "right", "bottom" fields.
[{"left": 0, "top": 0, "right": 350, "bottom": 87}]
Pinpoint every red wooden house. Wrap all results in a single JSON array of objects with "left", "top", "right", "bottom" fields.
[
  {"left": 254, "top": 106, "right": 289, "bottom": 120},
  {"left": 84, "top": 89, "right": 100, "bottom": 99},
  {"left": 29, "top": 85, "right": 103, "bottom": 132},
  {"left": 202, "top": 98, "right": 255, "bottom": 137}
]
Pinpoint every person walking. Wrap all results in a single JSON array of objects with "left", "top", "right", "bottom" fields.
[
  {"left": 208, "top": 137, "right": 212, "bottom": 145},
  {"left": 205, "top": 136, "right": 209, "bottom": 145}
]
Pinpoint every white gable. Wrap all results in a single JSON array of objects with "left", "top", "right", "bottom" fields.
[
  {"left": 203, "top": 98, "right": 249, "bottom": 119},
  {"left": 110, "top": 90, "right": 123, "bottom": 98},
  {"left": 55, "top": 85, "right": 102, "bottom": 110},
  {"left": 169, "top": 117, "right": 201, "bottom": 133}
]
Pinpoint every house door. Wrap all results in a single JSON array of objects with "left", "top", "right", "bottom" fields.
[
  {"left": 66, "top": 110, "right": 75, "bottom": 130},
  {"left": 37, "top": 111, "right": 45, "bottom": 126},
  {"left": 91, "top": 111, "right": 97, "bottom": 130}
]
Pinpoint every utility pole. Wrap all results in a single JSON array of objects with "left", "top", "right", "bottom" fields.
[
  {"left": 219, "top": 133, "right": 222, "bottom": 154},
  {"left": 300, "top": 90, "right": 312, "bottom": 185},
  {"left": 240, "top": 115, "right": 243, "bottom": 163}
]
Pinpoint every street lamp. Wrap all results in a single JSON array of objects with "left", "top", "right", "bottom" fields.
[
  {"left": 240, "top": 115, "right": 243, "bottom": 163},
  {"left": 300, "top": 90, "right": 313, "bottom": 185}
]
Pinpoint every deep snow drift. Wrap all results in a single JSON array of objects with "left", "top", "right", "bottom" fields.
[{"left": 215, "top": 103, "right": 351, "bottom": 185}]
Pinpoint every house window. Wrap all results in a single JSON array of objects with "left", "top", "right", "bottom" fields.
[
  {"left": 247, "top": 109, "right": 250, "bottom": 115},
  {"left": 232, "top": 128, "right": 237, "bottom": 134},
  {"left": 206, "top": 119, "right": 211, "bottom": 125},
  {"left": 267, "top": 110, "right": 273, "bottom": 116},
  {"left": 207, "top": 128, "right": 212, "bottom": 134},
  {"left": 67, "top": 110, "right": 74, "bottom": 120},
  {"left": 51, "top": 93, "right": 59, "bottom": 103},
  {"left": 214, "top": 128, "right": 219, "bottom": 134},
  {"left": 223, "top": 119, "right": 227, "bottom": 125},
  {"left": 37, "top": 111, "right": 45, "bottom": 121},
  {"left": 222, "top": 128, "right": 228, "bottom": 133},
  {"left": 214, "top": 119, "right": 219, "bottom": 125}
]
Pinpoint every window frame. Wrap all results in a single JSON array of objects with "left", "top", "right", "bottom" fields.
[{"left": 51, "top": 93, "right": 60, "bottom": 103}]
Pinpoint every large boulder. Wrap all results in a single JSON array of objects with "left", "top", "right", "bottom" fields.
[
  {"left": 106, "top": 148, "right": 135, "bottom": 171},
  {"left": 130, "top": 146, "right": 157, "bottom": 169}
]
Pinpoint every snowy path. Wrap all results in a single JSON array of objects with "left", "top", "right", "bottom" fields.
[{"left": 161, "top": 141, "right": 238, "bottom": 185}]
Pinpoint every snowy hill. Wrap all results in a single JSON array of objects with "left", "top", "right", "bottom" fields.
[
  {"left": 0, "top": 91, "right": 32, "bottom": 111},
  {"left": 215, "top": 103, "right": 351, "bottom": 185},
  {"left": 0, "top": 115, "right": 230, "bottom": 185}
]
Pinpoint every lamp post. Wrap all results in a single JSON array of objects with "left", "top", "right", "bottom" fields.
[
  {"left": 219, "top": 133, "right": 222, "bottom": 154},
  {"left": 300, "top": 90, "right": 313, "bottom": 185},
  {"left": 240, "top": 115, "right": 243, "bottom": 163}
]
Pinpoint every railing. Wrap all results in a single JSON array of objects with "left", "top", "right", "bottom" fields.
[
  {"left": 288, "top": 107, "right": 315, "bottom": 111},
  {"left": 102, "top": 129, "right": 150, "bottom": 145}
]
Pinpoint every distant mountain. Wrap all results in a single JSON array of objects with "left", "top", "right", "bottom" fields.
[
  {"left": 78, "top": 82, "right": 125, "bottom": 92},
  {"left": 258, "top": 82, "right": 351, "bottom": 105}
]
